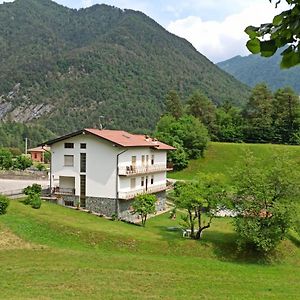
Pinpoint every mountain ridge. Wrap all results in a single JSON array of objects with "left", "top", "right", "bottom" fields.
[
  {"left": 0, "top": 0, "right": 249, "bottom": 142},
  {"left": 217, "top": 51, "right": 300, "bottom": 93}
]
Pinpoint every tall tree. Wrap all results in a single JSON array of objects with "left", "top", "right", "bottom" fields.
[
  {"left": 243, "top": 83, "right": 274, "bottom": 142},
  {"left": 155, "top": 114, "right": 209, "bottom": 168},
  {"left": 187, "top": 91, "right": 216, "bottom": 135},
  {"left": 245, "top": 0, "right": 300, "bottom": 68},
  {"left": 215, "top": 103, "right": 244, "bottom": 142},
  {"left": 272, "top": 87, "right": 300, "bottom": 144},
  {"left": 165, "top": 90, "right": 183, "bottom": 120}
]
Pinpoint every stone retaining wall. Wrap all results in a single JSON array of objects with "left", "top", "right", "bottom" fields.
[{"left": 53, "top": 190, "right": 167, "bottom": 222}]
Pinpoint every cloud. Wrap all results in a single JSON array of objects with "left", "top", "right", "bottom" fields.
[
  {"left": 0, "top": 0, "right": 14, "bottom": 3},
  {"left": 167, "top": 2, "right": 288, "bottom": 62},
  {"left": 82, "top": 0, "right": 93, "bottom": 8}
]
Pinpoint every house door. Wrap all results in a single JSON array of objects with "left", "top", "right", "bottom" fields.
[{"left": 80, "top": 175, "right": 86, "bottom": 208}]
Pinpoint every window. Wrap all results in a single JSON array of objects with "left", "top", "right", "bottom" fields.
[
  {"left": 131, "top": 156, "right": 136, "bottom": 171},
  {"left": 34, "top": 153, "right": 37, "bottom": 159},
  {"left": 151, "top": 175, "right": 154, "bottom": 185},
  {"left": 146, "top": 155, "right": 149, "bottom": 165},
  {"left": 130, "top": 178, "right": 136, "bottom": 190},
  {"left": 80, "top": 143, "right": 86, "bottom": 149},
  {"left": 151, "top": 155, "right": 154, "bottom": 165},
  {"left": 141, "top": 177, "right": 144, "bottom": 187},
  {"left": 64, "top": 143, "right": 74, "bottom": 149},
  {"left": 80, "top": 153, "right": 86, "bottom": 173},
  {"left": 64, "top": 155, "right": 74, "bottom": 166},
  {"left": 141, "top": 155, "right": 145, "bottom": 166}
]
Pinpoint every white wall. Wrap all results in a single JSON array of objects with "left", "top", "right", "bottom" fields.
[
  {"left": 118, "top": 172, "right": 167, "bottom": 193},
  {"left": 51, "top": 133, "right": 168, "bottom": 198},
  {"left": 118, "top": 148, "right": 167, "bottom": 168},
  {"left": 51, "top": 133, "right": 121, "bottom": 198}
]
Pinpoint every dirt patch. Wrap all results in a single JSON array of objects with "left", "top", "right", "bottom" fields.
[{"left": 0, "top": 225, "right": 32, "bottom": 250}]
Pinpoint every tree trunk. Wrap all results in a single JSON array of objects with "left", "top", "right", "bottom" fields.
[{"left": 188, "top": 210, "right": 194, "bottom": 238}]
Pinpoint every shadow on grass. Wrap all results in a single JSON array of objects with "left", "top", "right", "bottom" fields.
[
  {"left": 287, "top": 233, "right": 300, "bottom": 248},
  {"left": 155, "top": 224, "right": 278, "bottom": 264}
]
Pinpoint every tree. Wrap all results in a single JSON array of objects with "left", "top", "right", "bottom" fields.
[
  {"left": 243, "top": 84, "right": 274, "bottom": 143},
  {"left": 172, "top": 175, "right": 228, "bottom": 240},
  {"left": 272, "top": 87, "right": 300, "bottom": 144},
  {"left": 13, "top": 155, "right": 33, "bottom": 170},
  {"left": 165, "top": 90, "right": 183, "bottom": 119},
  {"left": 132, "top": 194, "right": 157, "bottom": 227},
  {"left": 245, "top": 0, "right": 300, "bottom": 68},
  {"left": 215, "top": 103, "right": 244, "bottom": 142},
  {"left": 187, "top": 91, "right": 216, "bottom": 136},
  {"left": 0, "top": 148, "right": 13, "bottom": 170},
  {"left": 232, "top": 150, "right": 300, "bottom": 254},
  {"left": 155, "top": 114, "right": 209, "bottom": 169}
]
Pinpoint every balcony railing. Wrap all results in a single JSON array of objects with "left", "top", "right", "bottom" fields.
[
  {"left": 118, "top": 163, "right": 173, "bottom": 176},
  {"left": 118, "top": 184, "right": 167, "bottom": 200},
  {"left": 53, "top": 187, "right": 75, "bottom": 195}
]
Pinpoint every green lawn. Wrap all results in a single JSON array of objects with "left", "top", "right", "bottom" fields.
[
  {"left": 169, "top": 142, "right": 300, "bottom": 182},
  {"left": 1, "top": 200, "right": 300, "bottom": 299}
]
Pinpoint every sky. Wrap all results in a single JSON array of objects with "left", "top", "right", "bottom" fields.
[{"left": 0, "top": 0, "right": 289, "bottom": 62}]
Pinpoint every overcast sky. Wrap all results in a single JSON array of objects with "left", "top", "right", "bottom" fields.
[{"left": 0, "top": 0, "right": 289, "bottom": 62}]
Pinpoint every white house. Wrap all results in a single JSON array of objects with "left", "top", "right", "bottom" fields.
[{"left": 41, "top": 128, "right": 175, "bottom": 221}]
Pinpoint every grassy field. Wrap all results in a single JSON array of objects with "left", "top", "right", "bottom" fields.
[
  {"left": 0, "top": 200, "right": 300, "bottom": 299},
  {"left": 169, "top": 142, "right": 300, "bottom": 182}
]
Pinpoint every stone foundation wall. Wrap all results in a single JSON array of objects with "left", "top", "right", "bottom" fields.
[
  {"left": 54, "top": 190, "right": 167, "bottom": 222},
  {"left": 85, "top": 197, "right": 117, "bottom": 217}
]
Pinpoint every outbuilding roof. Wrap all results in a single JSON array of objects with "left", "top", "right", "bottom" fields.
[
  {"left": 41, "top": 129, "right": 175, "bottom": 150},
  {"left": 28, "top": 146, "right": 50, "bottom": 153}
]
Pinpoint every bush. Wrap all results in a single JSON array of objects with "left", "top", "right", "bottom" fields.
[
  {"left": 30, "top": 194, "right": 42, "bottom": 209},
  {"left": 23, "top": 184, "right": 42, "bottom": 196},
  {"left": 36, "top": 163, "right": 46, "bottom": 171},
  {"left": 0, "top": 195, "right": 10, "bottom": 215}
]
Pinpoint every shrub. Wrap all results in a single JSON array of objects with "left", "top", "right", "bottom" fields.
[
  {"left": 30, "top": 194, "right": 42, "bottom": 209},
  {"left": 23, "top": 184, "right": 42, "bottom": 196},
  {"left": 0, "top": 195, "right": 10, "bottom": 215},
  {"left": 36, "top": 163, "right": 46, "bottom": 171}
]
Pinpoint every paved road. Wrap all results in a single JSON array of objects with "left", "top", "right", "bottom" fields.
[{"left": 0, "top": 179, "right": 49, "bottom": 194}]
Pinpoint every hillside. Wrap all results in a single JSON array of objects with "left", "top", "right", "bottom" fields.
[
  {"left": 0, "top": 200, "right": 299, "bottom": 298},
  {"left": 0, "top": 0, "right": 249, "bottom": 144},
  {"left": 217, "top": 52, "right": 300, "bottom": 93},
  {"left": 170, "top": 142, "right": 300, "bottom": 181}
]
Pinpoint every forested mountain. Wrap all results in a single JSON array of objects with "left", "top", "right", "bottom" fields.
[
  {"left": 217, "top": 52, "right": 300, "bottom": 93},
  {"left": 0, "top": 0, "right": 249, "bottom": 148}
]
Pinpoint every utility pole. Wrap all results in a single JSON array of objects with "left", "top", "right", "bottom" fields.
[{"left": 25, "top": 137, "right": 28, "bottom": 155}]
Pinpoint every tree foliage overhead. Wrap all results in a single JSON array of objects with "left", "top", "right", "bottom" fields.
[
  {"left": 245, "top": 0, "right": 300, "bottom": 68},
  {"left": 0, "top": 0, "right": 249, "bottom": 141}
]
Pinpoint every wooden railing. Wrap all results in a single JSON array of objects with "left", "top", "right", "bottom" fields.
[{"left": 118, "top": 184, "right": 167, "bottom": 200}]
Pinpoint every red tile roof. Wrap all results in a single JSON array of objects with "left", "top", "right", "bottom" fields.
[
  {"left": 41, "top": 129, "right": 175, "bottom": 150},
  {"left": 85, "top": 129, "right": 175, "bottom": 150},
  {"left": 28, "top": 146, "right": 50, "bottom": 152}
]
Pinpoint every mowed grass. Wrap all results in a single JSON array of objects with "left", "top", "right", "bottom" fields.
[
  {"left": 1, "top": 200, "right": 300, "bottom": 299},
  {"left": 169, "top": 142, "right": 300, "bottom": 182}
]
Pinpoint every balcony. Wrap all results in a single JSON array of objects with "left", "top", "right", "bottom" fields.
[
  {"left": 53, "top": 187, "right": 75, "bottom": 195},
  {"left": 118, "top": 184, "right": 167, "bottom": 200},
  {"left": 118, "top": 163, "right": 173, "bottom": 176}
]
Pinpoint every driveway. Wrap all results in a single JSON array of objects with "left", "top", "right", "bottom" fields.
[{"left": 0, "top": 179, "right": 49, "bottom": 195}]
